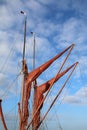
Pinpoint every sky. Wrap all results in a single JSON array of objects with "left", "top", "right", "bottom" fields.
[{"left": 0, "top": 0, "right": 87, "bottom": 130}]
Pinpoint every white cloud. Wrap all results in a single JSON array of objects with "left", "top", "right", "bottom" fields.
[
  {"left": 0, "top": 73, "right": 9, "bottom": 88},
  {"left": 0, "top": 1, "right": 87, "bottom": 129},
  {"left": 38, "top": 0, "right": 87, "bottom": 16},
  {"left": 0, "top": 0, "right": 86, "bottom": 106},
  {"left": 0, "top": 5, "right": 13, "bottom": 29},
  {"left": 72, "top": 0, "right": 87, "bottom": 15},
  {"left": 63, "top": 87, "right": 87, "bottom": 105},
  {"left": 54, "top": 17, "right": 87, "bottom": 47}
]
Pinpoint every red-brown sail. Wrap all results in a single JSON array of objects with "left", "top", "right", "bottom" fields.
[
  {"left": 26, "top": 44, "right": 74, "bottom": 85},
  {"left": 32, "top": 62, "right": 77, "bottom": 129},
  {"left": 18, "top": 44, "right": 76, "bottom": 130}
]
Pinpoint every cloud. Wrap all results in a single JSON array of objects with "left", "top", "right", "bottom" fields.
[
  {"left": 53, "top": 16, "right": 87, "bottom": 80},
  {"left": 0, "top": 73, "right": 8, "bottom": 86},
  {"left": 37, "top": 0, "right": 87, "bottom": 19},
  {"left": 54, "top": 17, "right": 87, "bottom": 47},
  {"left": 0, "top": 1, "right": 87, "bottom": 130},
  {"left": 0, "top": 5, "right": 13, "bottom": 29},
  {"left": 0, "top": 73, "right": 10, "bottom": 99},
  {"left": 25, "top": 0, "right": 48, "bottom": 17},
  {"left": 72, "top": 0, "right": 87, "bottom": 15},
  {"left": 0, "top": 0, "right": 87, "bottom": 105},
  {"left": 63, "top": 87, "right": 87, "bottom": 105}
]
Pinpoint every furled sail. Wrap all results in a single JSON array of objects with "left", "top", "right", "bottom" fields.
[
  {"left": 19, "top": 44, "right": 74, "bottom": 130},
  {"left": 32, "top": 63, "right": 77, "bottom": 129},
  {"left": 18, "top": 44, "right": 76, "bottom": 130},
  {"left": 26, "top": 44, "right": 74, "bottom": 85}
]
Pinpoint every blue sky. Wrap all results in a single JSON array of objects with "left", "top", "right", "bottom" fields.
[{"left": 0, "top": 0, "right": 87, "bottom": 130}]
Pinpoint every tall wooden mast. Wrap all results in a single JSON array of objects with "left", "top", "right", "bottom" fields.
[
  {"left": 18, "top": 11, "right": 28, "bottom": 130},
  {"left": 31, "top": 32, "right": 38, "bottom": 130}
]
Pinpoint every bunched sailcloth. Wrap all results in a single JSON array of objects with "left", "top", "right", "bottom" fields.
[
  {"left": 18, "top": 44, "right": 76, "bottom": 130},
  {"left": 32, "top": 63, "right": 77, "bottom": 129}
]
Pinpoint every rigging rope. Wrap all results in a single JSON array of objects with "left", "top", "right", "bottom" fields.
[
  {"left": 0, "top": 28, "right": 22, "bottom": 73},
  {"left": 36, "top": 62, "right": 78, "bottom": 129},
  {"left": 0, "top": 73, "right": 21, "bottom": 99},
  {"left": 44, "top": 68, "right": 76, "bottom": 130},
  {"left": 58, "top": 44, "right": 74, "bottom": 73},
  {"left": 44, "top": 121, "right": 49, "bottom": 130},
  {"left": 73, "top": 48, "right": 87, "bottom": 97},
  {"left": 49, "top": 92, "right": 62, "bottom": 130},
  {"left": 0, "top": 73, "right": 21, "bottom": 130},
  {"left": 27, "top": 44, "right": 75, "bottom": 129},
  {"left": 0, "top": 21, "right": 27, "bottom": 130},
  {"left": 14, "top": 77, "right": 18, "bottom": 130},
  {"left": 0, "top": 43, "right": 15, "bottom": 72}
]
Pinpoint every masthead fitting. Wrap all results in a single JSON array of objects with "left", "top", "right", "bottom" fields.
[
  {"left": 30, "top": 32, "right": 33, "bottom": 34},
  {"left": 30, "top": 32, "right": 36, "bottom": 36},
  {"left": 0, "top": 99, "right": 2, "bottom": 103},
  {"left": 20, "top": 11, "right": 26, "bottom": 16}
]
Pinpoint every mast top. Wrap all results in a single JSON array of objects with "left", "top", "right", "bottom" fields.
[
  {"left": 20, "top": 11, "right": 27, "bottom": 61},
  {"left": 0, "top": 99, "right": 2, "bottom": 102},
  {"left": 20, "top": 11, "right": 27, "bottom": 16}
]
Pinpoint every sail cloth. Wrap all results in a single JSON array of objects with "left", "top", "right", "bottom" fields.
[
  {"left": 26, "top": 44, "right": 74, "bottom": 85},
  {"left": 25, "top": 44, "right": 74, "bottom": 102},
  {"left": 37, "top": 62, "right": 76, "bottom": 93},
  {"left": 32, "top": 63, "right": 76, "bottom": 129},
  {"left": 22, "top": 44, "right": 74, "bottom": 130},
  {"left": 18, "top": 60, "right": 29, "bottom": 130}
]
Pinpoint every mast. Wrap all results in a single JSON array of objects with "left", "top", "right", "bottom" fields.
[
  {"left": 31, "top": 32, "right": 36, "bottom": 70},
  {"left": 21, "top": 11, "right": 27, "bottom": 61},
  {"left": 31, "top": 32, "right": 37, "bottom": 87},
  {"left": 18, "top": 11, "right": 28, "bottom": 130},
  {"left": 31, "top": 32, "right": 37, "bottom": 130},
  {"left": 21, "top": 10, "right": 27, "bottom": 115}
]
